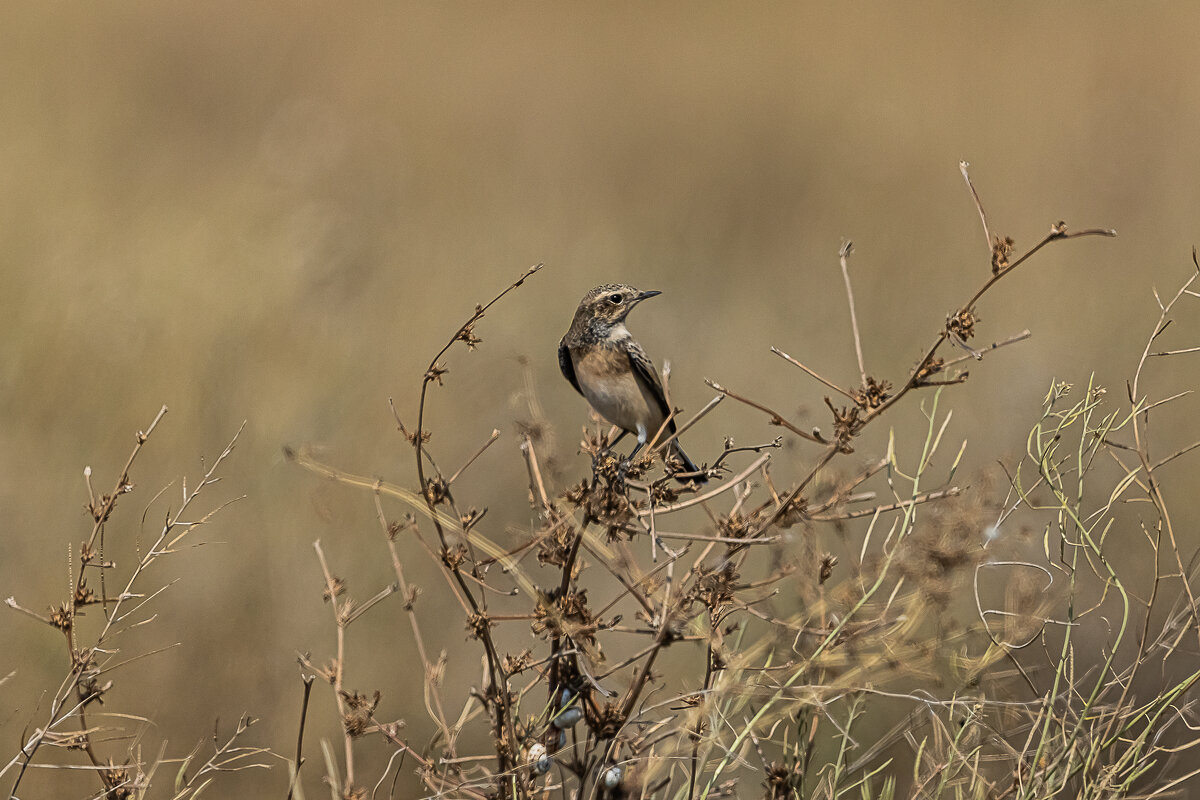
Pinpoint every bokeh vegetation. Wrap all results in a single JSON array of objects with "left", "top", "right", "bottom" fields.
[{"left": 4, "top": 4, "right": 1200, "bottom": 798}]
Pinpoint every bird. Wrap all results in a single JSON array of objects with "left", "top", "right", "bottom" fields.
[{"left": 559, "top": 283, "right": 706, "bottom": 483}]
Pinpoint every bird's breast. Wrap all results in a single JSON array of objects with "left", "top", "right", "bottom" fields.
[{"left": 569, "top": 346, "right": 662, "bottom": 436}]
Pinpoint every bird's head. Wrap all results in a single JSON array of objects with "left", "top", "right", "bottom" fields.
[{"left": 573, "top": 283, "right": 662, "bottom": 328}]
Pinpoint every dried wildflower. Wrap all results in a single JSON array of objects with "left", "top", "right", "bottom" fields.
[
  {"left": 460, "top": 507, "right": 483, "bottom": 531},
  {"left": 946, "top": 308, "right": 977, "bottom": 341},
  {"left": 387, "top": 514, "right": 416, "bottom": 541},
  {"left": 531, "top": 589, "right": 600, "bottom": 657},
  {"left": 991, "top": 234, "right": 1015, "bottom": 274},
  {"left": 74, "top": 578, "right": 97, "bottom": 607},
  {"left": 535, "top": 518, "right": 576, "bottom": 569},
  {"left": 852, "top": 376, "right": 892, "bottom": 410},
  {"left": 322, "top": 577, "right": 346, "bottom": 602},
  {"left": 824, "top": 398, "right": 863, "bottom": 453},
  {"left": 562, "top": 477, "right": 634, "bottom": 538},
  {"left": 649, "top": 480, "right": 680, "bottom": 506},
  {"left": 404, "top": 428, "right": 432, "bottom": 446},
  {"left": 763, "top": 761, "right": 800, "bottom": 800},
  {"left": 591, "top": 701, "right": 624, "bottom": 738},
  {"left": 455, "top": 323, "right": 482, "bottom": 350},
  {"left": 465, "top": 612, "right": 494, "bottom": 640},
  {"left": 562, "top": 479, "right": 590, "bottom": 508},
  {"left": 1050, "top": 220, "right": 1068, "bottom": 236},
  {"left": 502, "top": 649, "right": 533, "bottom": 674},
  {"left": 819, "top": 553, "right": 838, "bottom": 585},
  {"left": 339, "top": 689, "right": 381, "bottom": 738},
  {"left": 424, "top": 362, "right": 449, "bottom": 385},
  {"left": 49, "top": 602, "right": 72, "bottom": 632},
  {"left": 440, "top": 545, "right": 468, "bottom": 571},
  {"left": 100, "top": 766, "right": 134, "bottom": 798},
  {"left": 423, "top": 476, "right": 449, "bottom": 506},
  {"left": 717, "top": 512, "right": 752, "bottom": 541},
  {"left": 695, "top": 563, "right": 738, "bottom": 613}
]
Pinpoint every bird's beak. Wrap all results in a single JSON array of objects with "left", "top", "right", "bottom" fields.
[{"left": 636, "top": 290, "right": 662, "bottom": 302}]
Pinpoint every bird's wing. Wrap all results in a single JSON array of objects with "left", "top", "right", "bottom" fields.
[
  {"left": 624, "top": 339, "right": 674, "bottom": 428},
  {"left": 558, "top": 339, "right": 583, "bottom": 396}
]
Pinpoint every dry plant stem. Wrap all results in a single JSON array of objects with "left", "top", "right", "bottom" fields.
[
  {"left": 865, "top": 226, "right": 1115, "bottom": 427},
  {"left": 83, "top": 405, "right": 169, "bottom": 557},
  {"left": 370, "top": 716, "right": 490, "bottom": 800},
  {"left": 838, "top": 240, "right": 869, "bottom": 389},
  {"left": 755, "top": 225, "right": 1116, "bottom": 538},
  {"left": 373, "top": 493, "right": 456, "bottom": 753},
  {"left": 1097, "top": 256, "right": 1200, "bottom": 751},
  {"left": 313, "top": 540, "right": 357, "bottom": 794},
  {"left": 653, "top": 394, "right": 725, "bottom": 454},
  {"left": 769, "top": 347, "right": 856, "bottom": 401},
  {"left": 1129, "top": 254, "right": 1200, "bottom": 647},
  {"left": 6, "top": 414, "right": 244, "bottom": 800},
  {"left": 940, "top": 329, "right": 1032, "bottom": 369},
  {"left": 636, "top": 454, "right": 771, "bottom": 517},
  {"left": 703, "top": 380, "right": 825, "bottom": 444},
  {"left": 808, "top": 486, "right": 960, "bottom": 521},
  {"left": 960, "top": 160, "right": 992, "bottom": 248},
  {"left": 692, "top": 222, "right": 1115, "bottom": 793},
  {"left": 448, "top": 429, "right": 502, "bottom": 486},
  {"left": 286, "top": 675, "right": 315, "bottom": 800},
  {"left": 409, "top": 266, "right": 540, "bottom": 791}
]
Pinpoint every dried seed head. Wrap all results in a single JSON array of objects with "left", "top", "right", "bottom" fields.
[
  {"left": 49, "top": 602, "right": 72, "bottom": 632},
  {"left": 339, "top": 690, "right": 382, "bottom": 738},
  {"left": 73, "top": 579, "right": 97, "bottom": 607},
  {"left": 465, "top": 612, "right": 494, "bottom": 640},
  {"left": 322, "top": 577, "right": 346, "bottom": 603},
  {"left": 440, "top": 545, "right": 468, "bottom": 571},
  {"left": 947, "top": 308, "right": 978, "bottom": 341},
  {"left": 100, "top": 765, "right": 134, "bottom": 798},
  {"left": 425, "top": 362, "right": 449, "bottom": 385},
  {"left": 423, "top": 476, "right": 449, "bottom": 506},
  {"left": 455, "top": 324, "right": 482, "bottom": 350},
  {"left": 819, "top": 553, "right": 839, "bottom": 585},
  {"left": 502, "top": 649, "right": 533, "bottom": 674},
  {"left": 591, "top": 701, "right": 624, "bottom": 738},
  {"left": 852, "top": 376, "right": 892, "bottom": 410},
  {"left": 824, "top": 398, "right": 863, "bottom": 453},
  {"left": 991, "top": 234, "right": 1015, "bottom": 274}
]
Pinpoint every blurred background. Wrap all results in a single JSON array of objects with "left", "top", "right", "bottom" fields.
[{"left": 3, "top": 2, "right": 1200, "bottom": 796}]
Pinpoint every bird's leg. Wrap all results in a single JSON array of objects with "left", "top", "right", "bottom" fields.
[{"left": 618, "top": 425, "right": 649, "bottom": 479}]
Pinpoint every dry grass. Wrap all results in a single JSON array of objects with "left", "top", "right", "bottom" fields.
[{"left": 8, "top": 166, "right": 1200, "bottom": 800}]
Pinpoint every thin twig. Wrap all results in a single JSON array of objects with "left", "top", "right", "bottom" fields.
[
  {"left": 839, "top": 240, "right": 868, "bottom": 388},
  {"left": 959, "top": 160, "right": 992, "bottom": 249},
  {"left": 769, "top": 347, "right": 857, "bottom": 401},
  {"left": 286, "top": 674, "right": 315, "bottom": 800}
]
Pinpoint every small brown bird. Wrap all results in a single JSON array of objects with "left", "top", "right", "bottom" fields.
[{"left": 558, "top": 284, "right": 706, "bottom": 483}]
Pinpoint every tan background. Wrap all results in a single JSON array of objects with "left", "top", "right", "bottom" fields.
[{"left": 3, "top": 3, "right": 1199, "bottom": 796}]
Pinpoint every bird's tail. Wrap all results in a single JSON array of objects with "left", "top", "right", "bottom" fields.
[{"left": 670, "top": 441, "right": 708, "bottom": 484}]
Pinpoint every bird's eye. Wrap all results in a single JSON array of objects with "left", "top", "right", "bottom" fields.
[{"left": 608, "top": 293, "right": 623, "bottom": 304}]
